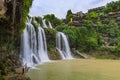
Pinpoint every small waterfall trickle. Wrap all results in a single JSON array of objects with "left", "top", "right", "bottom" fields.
[
  {"left": 42, "top": 19, "right": 48, "bottom": 28},
  {"left": 20, "top": 18, "right": 50, "bottom": 67},
  {"left": 48, "top": 21, "right": 53, "bottom": 29},
  {"left": 42, "top": 19, "right": 53, "bottom": 28},
  {"left": 56, "top": 32, "right": 73, "bottom": 59}
]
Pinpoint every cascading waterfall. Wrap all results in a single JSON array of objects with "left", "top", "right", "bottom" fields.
[
  {"left": 56, "top": 32, "right": 73, "bottom": 59},
  {"left": 20, "top": 18, "right": 50, "bottom": 67},
  {"left": 20, "top": 17, "right": 73, "bottom": 67}
]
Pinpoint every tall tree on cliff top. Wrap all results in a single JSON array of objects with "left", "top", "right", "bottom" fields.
[{"left": 66, "top": 9, "right": 73, "bottom": 22}]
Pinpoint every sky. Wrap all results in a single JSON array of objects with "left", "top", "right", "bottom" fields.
[{"left": 29, "top": 0, "right": 118, "bottom": 18}]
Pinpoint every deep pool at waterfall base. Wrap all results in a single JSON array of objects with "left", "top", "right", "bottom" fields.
[{"left": 27, "top": 59, "right": 120, "bottom": 80}]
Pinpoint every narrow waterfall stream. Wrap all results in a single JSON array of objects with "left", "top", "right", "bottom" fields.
[
  {"left": 56, "top": 32, "right": 73, "bottom": 59},
  {"left": 42, "top": 19, "right": 53, "bottom": 28},
  {"left": 38, "top": 26, "right": 49, "bottom": 62},
  {"left": 42, "top": 19, "right": 48, "bottom": 28},
  {"left": 48, "top": 21, "right": 53, "bottom": 29}
]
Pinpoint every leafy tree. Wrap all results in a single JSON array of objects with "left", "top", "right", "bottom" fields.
[
  {"left": 43, "top": 14, "right": 51, "bottom": 21},
  {"left": 107, "top": 20, "right": 119, "bottom": 38},
  {"left": 97, "top": 21, "right": 106, "bottom": 34},
  {"left": 77, "top": 27, "right": 98, "bottom": 52},
  {"left": 66, "top": 9, "right": 73, "bottom": 23},
  {"left": 83, "top": 20, "right": 94, "bottom": 29},
  {"left": 86, "top": 12, "right": 99, "bottom": 19},
  {"left": 103, "top": 0, "right": 120, "bottom": 13},
  {"left": 63, "top": 27, "right": 78, "bottom": 48},
  {"left": 55, "top": 23, "right": 69, "bottom": 31},
  {"left": 44, "top": 28, "right": 57, "bottom": 50},
  {"left": 22, "top": 0, "right": 33, "bottom": 32}
]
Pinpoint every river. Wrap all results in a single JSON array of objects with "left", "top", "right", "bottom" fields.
[{"left": 27, "top": 59, "right": 120, "bottom": 80}]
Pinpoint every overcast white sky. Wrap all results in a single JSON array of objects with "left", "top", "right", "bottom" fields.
[{"left": 29, "top": 0, "right": 118, "bottom": 18}]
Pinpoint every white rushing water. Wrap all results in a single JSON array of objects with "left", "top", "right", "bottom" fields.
[
  {"left": 20, "top": 18, "right": 50, "bottom": 67},
  {"left": 48, "top": 21, "right": 53, "bottom": 29},
  {"left": 42, "top": 19, "right": 53, "bottom": 28},
  {"left": 20, "top": 17, "right": 73, "bottom": 68},
  {"left": 42, "top": 19, "right": 48, "bottom": 28},
  {"left": 38, "top": 26, "right": 49, "bottom": 62},
  {"left": 56, "top": 32, "right": 73, "bottom": 59}
]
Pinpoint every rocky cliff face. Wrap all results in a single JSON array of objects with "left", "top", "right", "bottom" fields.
[
  {"left": 0, "top": 0, "right": 22, "bottom": 79},
  {"left": 65, "top": 6, "right": 120, "bottom": 27}
]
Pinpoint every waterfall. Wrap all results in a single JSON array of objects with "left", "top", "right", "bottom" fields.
[
  {"left": 48, "top": 21, "right": 53, "bottom": 29},
  {"left": 38, "top": 26, "right": 49, "bottom": 62},
  {"left": 42, "top": 19, "right": 53, "bottom": 28},
  {"left": 56, "top": 32, "right": 73, "bottom": 59},
  {"left": 42, "top": 19, "right": 48, "bottom": 28},
  {"left": 20, "top": 18, "right": 50, "bottom": 67}
]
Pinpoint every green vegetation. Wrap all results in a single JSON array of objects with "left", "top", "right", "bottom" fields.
[
  {"left": 55, "top": 23, "right": 98, "bottom": 52},
  {"left": 0, "top": 76, "right": 4, "bottom": 80},
  {"left": 21, "top": 0, "right": 33, "bottom": 33},
  {"left": 61, "top": 0, "right": 120, "bottom": 58},
  {"left": 43, "top": 14, "right": 62, "bottom": 27},
  {"left": 66, "top": 9, "right": 73, "bottom": 23},
  {"left": 31, "top": 17, "right": 39, "bottom": 33},
  {"left": 28, "top": 0, "right": 120, "bottom": 59},
  {"left": 21, "top": 0, "right": 120, "bottom": 60},
  {"left": 43, "top": 28, "right": 61, "bottom": 60},
  {"left": 0, "top": 1, "right": 24, "bottom": 79},
  {"left": 35, "top": 17, "right": 43, "bottom": 26},
  {"left": 86, "top": 12, "right": 100, "bottom": 19},
  {"left": 1, "top": 0, "right": 120, "bottom": 78},
  {"left": 103, "top": 0, "right": 120, "bottom": 13},
  {"left": 44, "top": 28, "right": 57, "bottom": 50}
]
